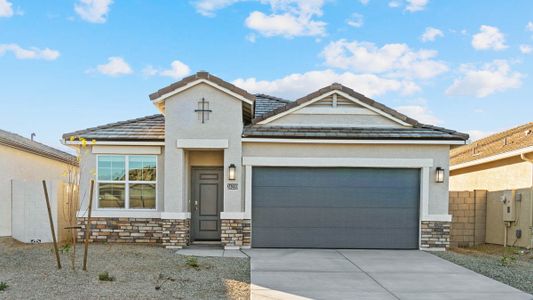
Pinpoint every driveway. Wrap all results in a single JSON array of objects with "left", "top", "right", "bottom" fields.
[{"left": 243, "top": 249, "right": 532, "bottom": 300}]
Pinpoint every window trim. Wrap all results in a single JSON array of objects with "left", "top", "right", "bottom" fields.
[{"left": 96, "top": 154, "right": 158, "bottom": 211}]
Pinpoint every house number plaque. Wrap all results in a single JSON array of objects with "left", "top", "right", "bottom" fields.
[{"left": 227, "top": 183, "right": 238, "bottom": 190}]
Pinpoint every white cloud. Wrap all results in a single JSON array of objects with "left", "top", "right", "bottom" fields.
[
  {"left": 322, "top": 39, "right": 448, "bottom": 79},
  {"left": 75, "top": 0, "right": 112, "bottom": 23},
  {"left": 233, "top": 69, "right": 420, "bottom": 99},
  {"left": 0, "top": 44, "right": 60, "bottom": 60},
  {"left": 94, "top": 57, "right": 132, "bottom": 76},
  {"left": 420, "top": 27, "right": 443, "bottom": 42},
  {"left": 245, "top": 0, "right": 327, "bottom": 38},
  {"left": 395, "top": 105, "right": 441, "bottom": 125},
  {"left": 520, "top": 44, "right": 532, "bottom": 54},
  {"left": 246, "top": 33, "right": 257, "bottom": 43},
  {"left": 471, "top": 25, "right": 507, "bottom": 51},
  {"left": 405, "top": 0, "right": 428, "bottom": 12},
  {"left": 143, "top": 60, "right": 191, "bottom": 80},
  {"left": 194, "top": 0, "right": 242, "bottom": 16},
  {"left": 359, "top": 0, "right": 369, "bottom": 5},
  {"left": 466, "top": 130, "right": 493, "bottom": 142},
  {"left": 346, "top": 13, "right": 364, "bottom": 28},
  {"left": 388, "top": 1, "right": 400, "bottom": 8},
  {"left": 0, "top": 0, "right": 13, "bottom": 17},
  {"left": 446, "top": 60, "right": 522, "bottom": 98},
  {"left": 527, "top": 21, "right": 533, "bottom": 32}
]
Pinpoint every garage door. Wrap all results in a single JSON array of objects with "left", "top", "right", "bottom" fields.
[{"left": 252, "top": 167, "right": 420, "bottom": 249}]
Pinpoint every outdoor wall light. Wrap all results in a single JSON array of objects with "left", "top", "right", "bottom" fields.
[
  {"left": 435, "top": 167, "right": 445, "bottom": 183},
  {"left": 228, "top": 164, "right": 236, "bottom": 180}
]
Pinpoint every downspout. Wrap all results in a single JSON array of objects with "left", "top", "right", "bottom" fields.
[{"left": 520, "top": 152, "right": 533, "bottom": 249}]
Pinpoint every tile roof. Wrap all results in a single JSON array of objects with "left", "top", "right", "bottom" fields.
[
  {"left": 243, "top": 125, "right": 468, "bottom": 140},
  {"left": 450, "top": 122, "right": 533, "bottom": 166},
  {"left": 0, "top": 129, "right": 77, "bottom": 165},
  {"left": 62, "top": 114, "right": 165, "bottom": 141},
  {"left": 254, "top": 94, "right": 291, "bottom": 117},
  {"left": 252, "top": 83, "right": 420, "bottom": 126},
  {"left": 149, "top": 71, "right": 255, "bottom": 102}
]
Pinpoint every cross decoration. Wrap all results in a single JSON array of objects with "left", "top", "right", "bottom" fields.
[{"left": 195, "top": 97, "right": 212, "bottom": 123}]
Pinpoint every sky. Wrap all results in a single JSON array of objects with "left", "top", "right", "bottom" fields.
[{"left": 1, "top": 0, "right": 532, "bottom": 152}]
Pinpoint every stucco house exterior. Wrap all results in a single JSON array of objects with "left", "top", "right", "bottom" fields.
[
  {"left": 450, "top": 123, "right": 533, "bottom": 248},
  {"left": 64, "top": 71, "right": 468, "bottom": 250},
  {"left": 0, "top": 129, "right": 77, "bottom": 242}
]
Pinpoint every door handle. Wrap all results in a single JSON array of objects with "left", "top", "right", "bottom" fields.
[{"left": 194, "top": 201, "right": 198, "bottom": 211}]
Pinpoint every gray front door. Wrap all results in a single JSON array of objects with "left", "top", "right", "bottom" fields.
[
  {"left": 252, "top": 167, "right": 420, "bottom": 249},
  {"left": 191, "top": 168, "right": 223, "bottom": 241}
]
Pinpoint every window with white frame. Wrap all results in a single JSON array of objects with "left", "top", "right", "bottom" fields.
[{"left": 97, "top": 155, "right": 157, "bottom": 209}]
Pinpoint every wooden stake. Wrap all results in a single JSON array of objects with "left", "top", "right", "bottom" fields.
[
  {"left": 83, "top": 180, "right": 94, "bottom": 271},
  {"left": 43, "top": 180, "right": 61, "bottom": 269}
]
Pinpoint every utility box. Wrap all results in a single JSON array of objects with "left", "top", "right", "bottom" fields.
[{"left": 501, "top": 189, "right": 516, "bottom": 222}]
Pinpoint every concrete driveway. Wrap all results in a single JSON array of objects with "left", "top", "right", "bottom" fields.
[{"left": 243, "top": 249, "right": 532, "bottom": 300}]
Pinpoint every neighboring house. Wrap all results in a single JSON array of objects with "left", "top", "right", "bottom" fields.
[
  {"left": 450, "top": 123, "right": 533, "bottom": 248},
  {"left": 63, "top": 71, "right": 468, "bottom": 250},
  {"left": 0, "top": 129, "right": 77, "bottom": 242}
]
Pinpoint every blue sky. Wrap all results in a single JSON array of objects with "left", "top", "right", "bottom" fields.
[{"left": 1, "top": 0, "right": 532, "bottom": 151}]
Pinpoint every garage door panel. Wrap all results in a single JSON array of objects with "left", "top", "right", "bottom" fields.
[
  {"left": 252, "top": 167, "right": 420, "bottom": 249},
  {"left": 253, "top": 207, "right": 419, "bottom": 228},
  {"left": 252, "top": 186, "right": 419, "bottom": 208},
  {"left": 252, "top": 227, "right": 419, "bottom": 249}
]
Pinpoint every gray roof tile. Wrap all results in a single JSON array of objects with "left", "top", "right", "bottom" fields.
[{"left": 0, "top": 129, "right": 77, "bottom": 165}]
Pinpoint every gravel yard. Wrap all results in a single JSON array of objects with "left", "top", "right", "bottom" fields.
[
  {"left": 0, "top": 238, "right": 250, "bottom": 299},
  {"left": 433, "top": 244, "right": 533, "bottom": 295}
]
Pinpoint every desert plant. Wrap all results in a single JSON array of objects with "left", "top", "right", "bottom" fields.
[
  {"left": 59, "top": 243, "right": 72, "bottom": 254},
  {"left": 185, "top": 256, "right": 200, "bottom": 269},
  {"left": 0, "top": 281, "right": 8, "bottom": 291},
  {"left": 98, "top": 272, "right": 115, "bottom": 282},
  {"left": 500, "top": 254, "right": 517, "bottom": 267}
]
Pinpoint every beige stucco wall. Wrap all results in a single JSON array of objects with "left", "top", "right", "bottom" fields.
[
  {"left": 77, "top": 146, "right": 165, "bottom": 213},
  {"left": 450, "top": 157, "right": 533, "bottom": 248},
  {"left": 0, "top": 144, "right": 75, "bottom": 236},
  {"left": 163, "top": 83, "right": 244, "bottom": 214},
  {"left": 243, "top": 143, "right": 451, "bottom": 216}
]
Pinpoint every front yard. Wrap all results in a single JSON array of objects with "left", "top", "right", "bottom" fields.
[
  {"left": 0, "top": 238, "right": 250, "bottom": 299},
  {"left": 433, "top": 244, "right": 533, "bottom": 295}
]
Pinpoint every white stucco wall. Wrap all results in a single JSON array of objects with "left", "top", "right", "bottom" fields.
[
  {"left": 163, "top": 83, "right": 245, "bottom": 215},
  {"left": 0, "top": 144, "right": 74, "bottom": 237},
  {"left": 243, "top": 142, "right": 451, "bottom": 216}
]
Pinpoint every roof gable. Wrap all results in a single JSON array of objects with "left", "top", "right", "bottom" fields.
[
  {"left": 149, "top": 71, "right": 255, "bottom": 109},
  {"left": 253, "top": 83, "right": 418, "bottom": 127}
]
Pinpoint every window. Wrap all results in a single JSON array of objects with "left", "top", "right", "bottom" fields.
[{"left": 97, "top": 155, "right": 157, "bottom": 209}]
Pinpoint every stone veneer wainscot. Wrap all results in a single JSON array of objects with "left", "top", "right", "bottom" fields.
[
  {"left": 221, "top": 219, "right": 251, "bottom": 248},
  {"left": 77, "top": 217, "right": 190, "bottom": 248},
  {"left": 420, "top": 221, "right": 450, "bottom": 250}
]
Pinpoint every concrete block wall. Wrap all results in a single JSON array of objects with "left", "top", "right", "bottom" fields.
[{"left": 449, "top": 190, "right": 487, "bottom": 247}]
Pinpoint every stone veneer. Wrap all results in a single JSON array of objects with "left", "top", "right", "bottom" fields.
[
  {"left": 77, "top": 217, "right": 190, "bottom": 248},
  {"left": 221, "top": 219, "right": 251, "bottom": 248},
  {"left": 420, "top": 221, "right": 451, "bottom": 250}
]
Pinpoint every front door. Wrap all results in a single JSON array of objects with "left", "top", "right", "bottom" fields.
[{"left": 191, "top": 168, "right": 223, "bottom": 241}]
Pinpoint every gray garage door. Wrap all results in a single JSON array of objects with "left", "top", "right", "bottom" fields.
[{"left": 252, "top": 167, "right": 420, "bottom": 249}]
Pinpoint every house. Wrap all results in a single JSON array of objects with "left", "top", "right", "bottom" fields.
[
  {"left": 63, "top": 71, "right": 468, "bottom": 250},
  {"left": 450, "top": 123, "right": 533, "bottom": 248},
  {"left": 0, "top": 129, "right": 77, "bottom": 242}
]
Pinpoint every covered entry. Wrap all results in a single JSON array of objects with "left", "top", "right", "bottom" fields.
[{"left": 251, "top": 167, "right": 420, "bottom": 249}]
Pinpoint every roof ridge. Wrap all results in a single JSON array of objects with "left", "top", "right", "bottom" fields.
[
  {"left": 255, "top": 93, "right": 291, "bottom": 103},
  {"left": 62, "top": 114, "right": 163, "bottom": 139}
]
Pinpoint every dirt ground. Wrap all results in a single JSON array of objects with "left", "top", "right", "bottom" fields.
[{"left": 0, "top": 238, "right": 250, "bottom": 299}]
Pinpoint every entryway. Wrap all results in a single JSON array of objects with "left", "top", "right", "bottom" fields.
[{"left": 190, "top": 167, "right": 223, "bottom": 242}]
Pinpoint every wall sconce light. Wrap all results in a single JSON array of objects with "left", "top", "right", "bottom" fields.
[
  {"left": 228, "top": 164, "right": 236, "bottom": 180},
  {"left": 435, "top": 167, "right": 445, "bottom": 183}
]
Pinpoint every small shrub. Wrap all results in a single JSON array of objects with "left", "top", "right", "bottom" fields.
[
  {"left": 185, "top": 256, "right": 200, "bottom": 269},
  {"left": 500, "top": 254, "right": 517, "bottom": 267},
  {"left": 0, "top": 282, "right": 8, "bottom": 291},
  {"left": 59, "top": 244, "right": 71, "bottom": 254},
  {"left": 98, "top": 272, "right": 115, "bottom": 282}
]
